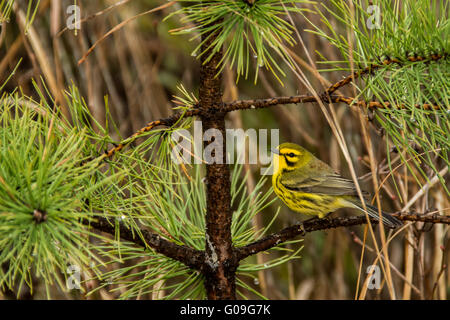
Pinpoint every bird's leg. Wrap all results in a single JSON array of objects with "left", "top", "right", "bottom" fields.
[
  {"left": 296, "top": 223, "right": 306, "bottom": 236},
  {"left": 321, "top": 212, "right": 334, "bottom": 223}
]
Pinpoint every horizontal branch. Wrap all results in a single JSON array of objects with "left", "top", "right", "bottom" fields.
[
  {"left": 99, "top": 94, "right": 444, "bottom": 160},
  {"left": 87, "top": 216, "right": 205, "bottom": 271},
  {"left": 99, "top": 109, "right": 199, "bottom": 159},
  {"left": 87, "top": 212, "right": 449, "bottom": 268},
  {"left": 393, "top": 211, "right": 450, "bottom": 224},
  {"left": 96, "top": 52, "right": 448, "bottom": 161},
  {"left": 234, "top": 212, "right": 450, "bottom": 261},
  {"left": 326, "top": 53, "right": 448, "bottom": 94},
  {"left": 217, "top": 95, "right": 442, "bottom": 113}
]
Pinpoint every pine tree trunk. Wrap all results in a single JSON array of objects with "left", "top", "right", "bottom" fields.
[{"left": 199, "top": 27, "right": 237, "bottom": 299}]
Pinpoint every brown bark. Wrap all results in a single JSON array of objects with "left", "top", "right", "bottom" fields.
[
  {"left": 198, "top": 28, "right": 237, "bottom": 300},
  {"left": 235, "top": 212, "right": 450, "bottom": 261},
  {"left": 88, "top": 217, "right": 205, "bottom": 271},
  {"left": 88, "top": 212, "right": 450, "bottom": 276}
]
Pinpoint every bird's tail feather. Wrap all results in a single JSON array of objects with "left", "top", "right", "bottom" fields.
[{"left": 351, "top": 202, "right": 402, "bottom": 229}]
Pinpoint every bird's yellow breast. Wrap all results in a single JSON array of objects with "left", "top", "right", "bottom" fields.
[{"left": 272, "top": 172, "right": 346, "bottom": 218}]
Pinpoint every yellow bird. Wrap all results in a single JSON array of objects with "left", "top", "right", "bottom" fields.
[{"left": 272, "top": 143, "right": 402, "bottom": 228}]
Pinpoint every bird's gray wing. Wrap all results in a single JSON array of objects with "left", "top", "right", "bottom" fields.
[{"left": 280, "top": 172, "right": 367, "bottom": 197}]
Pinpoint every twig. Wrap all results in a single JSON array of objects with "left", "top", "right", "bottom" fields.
[
  {"left": 217, "top": 95, "right": 443, "bottom": 113},
  {"left": 94, "top": 51, "right": 448, "bottom": 163},
  {"left": 349, "top": 231, "right": 421, "bottom": 296},
  {"left": 78, "top": 1, "right": 176, "bottom": 65},
  {"left": 430, "top": 264, "right": 447, "bottom": 299},
  {"left": 325, "top": 53, "right": 447, "bottom": 95},
  {"left": 87, "top": 216, "right": 205, "bottom": 271},
  {"left": 234, "top": 213, "right": 450, "bottom": 261},
  {"left": 401, "top": 166, "right": 449, "bottom": 213},
  {"left": 98, "top": 94, "right": 444, "bottom": 161},
  {"left": 86, "top": 212, "right": 450, "bottom": 278},
  {"left": 57, "top": 0, "right": 133, "bottom": 37},
  {"left": 99, "top": 109, "right": 199, "bottom": 159}
]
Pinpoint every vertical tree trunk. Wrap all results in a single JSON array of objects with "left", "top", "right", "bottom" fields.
[{"left": 199, "top": 30, "right": 236, "bottom": 299}]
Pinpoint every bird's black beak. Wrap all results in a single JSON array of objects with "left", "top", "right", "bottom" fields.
[{"left": 271, "top": 148, "right": 280, "bottom": 155}]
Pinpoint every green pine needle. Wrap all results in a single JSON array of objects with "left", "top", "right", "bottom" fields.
[
  {"left": 168, "top": 0, "right": 314, "bottom": 84},
  {"left": 0, "top": 92, "right": 118, "bottom": 297}
]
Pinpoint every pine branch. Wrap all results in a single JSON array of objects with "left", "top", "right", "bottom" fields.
[
  {"left": 97, "top": 51, "right": 448, "bottom": 160},
  {"left": 217, "top": 95, "right": 444, "bottom": 112},
  {"left": 234, "top": 212, "right": 450, "bottom": 261},
  {"left": 99, "top": 92, "right": 445, "bottom": 160},
  {"left": 99, "top": 109, "right": 199, "bottom": 159},
  {"left": 95, "top": 51, "right": 448, "bottom": 161},
  {"left": 325, "top": 53, "right": 448, "bottom": 95},
  {"left": 87, "top": 216, "right": 205, "bottom": 271},
  {"left": 87, "top": 212, "right": 450, "bottom": 270}
]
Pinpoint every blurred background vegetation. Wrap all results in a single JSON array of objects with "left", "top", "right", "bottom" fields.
[{"left": 0, "top": 0, "right": 448, "bottom": 299}]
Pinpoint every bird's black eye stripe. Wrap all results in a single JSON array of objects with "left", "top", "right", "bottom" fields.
[
  {"left": 282, "top": 152, "right": 296, "bottom": 158},
  {"left": 283, "top": 155, "right": 295, "bottom": 166}
]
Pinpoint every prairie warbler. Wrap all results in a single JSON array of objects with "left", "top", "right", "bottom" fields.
[{"left": 272, "top": 143, "right": 402, "bottom": 228}]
